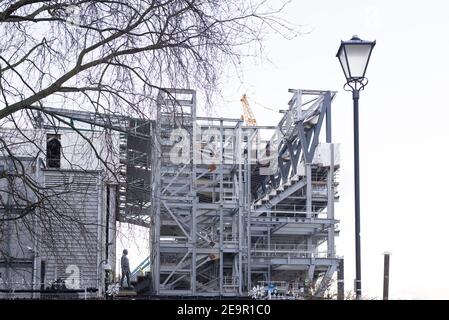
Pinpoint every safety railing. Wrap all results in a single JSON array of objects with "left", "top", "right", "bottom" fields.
[
  {"left": 252, "top": 210, "right": 330, "bottom": 220},
  {"left": 223, "top": 232, "right": 238, "bottom": 242},
  {"left": 251, "top": 243, "right": 328, "bottom": 259},
  {"left": 223, "top": 276, "right": 239, "bottom": 289}
]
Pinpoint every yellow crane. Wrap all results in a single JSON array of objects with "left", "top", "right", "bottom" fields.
[{"left": 240, "top": 94, "right": 257, "bottom": 126}]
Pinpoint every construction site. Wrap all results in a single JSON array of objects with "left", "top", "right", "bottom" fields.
[{"left": 0, "top": 87, "right": 343, "bottom": 299}]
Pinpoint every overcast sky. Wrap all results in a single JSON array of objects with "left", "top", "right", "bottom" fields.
[
  {"left": 220, "top": 0, "right": 449, "bottom": 299},
  {"left": 120, "top": 0, "right": 449, "bottom": 299}
]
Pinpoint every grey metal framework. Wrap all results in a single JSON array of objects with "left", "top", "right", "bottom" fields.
[
  {"left": 149, "top": 88, "right": 342, "bottom": 297},
  {"left": 117, "top": 118, "right": 153, "bottom": 227},
  {"left": 150, "top": 89, "right": 248, "bottom": 296},
  {"left": 249, "top": 89, "right": 341, "bottom": 297},
  {"left": 29, "top": 87, "right": 342, "bottom": 298}
]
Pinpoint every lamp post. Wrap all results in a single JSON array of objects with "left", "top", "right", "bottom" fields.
[{"left": 336, "top": 35, "right": 375, "bottom": 300}]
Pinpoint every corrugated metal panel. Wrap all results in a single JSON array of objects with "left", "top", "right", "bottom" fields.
[{"left": 41, "top": 170, "right": 101, "bottom": 292}]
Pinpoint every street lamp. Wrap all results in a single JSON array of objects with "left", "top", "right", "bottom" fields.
[{"left": 336, "top": 35, "right": 375, "bottom": 300}]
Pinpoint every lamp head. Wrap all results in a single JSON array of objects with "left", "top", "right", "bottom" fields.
[{"left": 337, "top": 35, "right": 376, "bottom": 83}]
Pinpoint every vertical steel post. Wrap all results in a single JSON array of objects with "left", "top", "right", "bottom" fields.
[
  {"left": 191, "top": 92, "right": 197, "bottom": 295},
  {"left": 353, "top": 88, "right": 362, "bottom": 300},
  {"left": 153, "top": 97, "right": 162, "bottom": 295},
  {"left": 105, "top": 185, "right": 110, "bottom": 296},
  {"left": 306, "top": 164, "right": 312, "bottom": 217},
  {"left": 306, "top": 163, "right": 313, "bottom": 261},
  {"left": 383, "top": 252, "right": 390, "bottom": 300},
  {"left": 237, "top": 126, "right": 243, "bottom": 295},
  {"left": 219, "top": 120, "right": 224, "bottom": 295},
  {"left": 337, "top": 259, "right": 345, "bottom": 300},
  {"left": 325, "top": 92, "right": 335, "bottom": 258},
  {"left": 246, "top": 128, "right": 253, "bottom": 292}
]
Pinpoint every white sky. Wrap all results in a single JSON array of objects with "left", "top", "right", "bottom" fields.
[
  {"left": 120, "top": 0, "right": 449, "bottom": 299},
  {"left": 220, "top": 0, "right": 449, "bottom": 300}
]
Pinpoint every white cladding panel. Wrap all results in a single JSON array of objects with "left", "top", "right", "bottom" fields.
[
  {"left": 58, "top": 130, "right": 120, "bottom": 172},
  {"left": 40, "top": 170, "right": 102, "bottom": 292},
  {"left": 312, "top": 143, "right": 340, "bottom": 167}
]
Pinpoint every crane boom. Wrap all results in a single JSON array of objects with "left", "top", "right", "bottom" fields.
[{"left": 240, "top": 94, "right": 257, "bottom": 126}]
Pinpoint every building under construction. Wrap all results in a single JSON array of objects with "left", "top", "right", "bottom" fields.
[{"left": 0, "top": 87, "right": 343, "bottom": 299}]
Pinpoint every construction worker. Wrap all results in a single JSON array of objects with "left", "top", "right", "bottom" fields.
[{"left": 120, "top": 249, "right": 131, "bottom": 288}]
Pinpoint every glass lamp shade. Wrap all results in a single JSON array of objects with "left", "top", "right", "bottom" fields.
[{"left": 337, "top": 36, "right": 376, "bottom": 82}]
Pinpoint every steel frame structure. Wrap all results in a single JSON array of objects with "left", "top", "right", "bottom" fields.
[
  {"left": 248, "top": 89, "right": 341, "bottom": 297},
  {"left": 149, "top": 88, "right": 343, "bottom": 298},
  {"left": 150, "top": 89, "right": 247, "bottom": 296}
]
